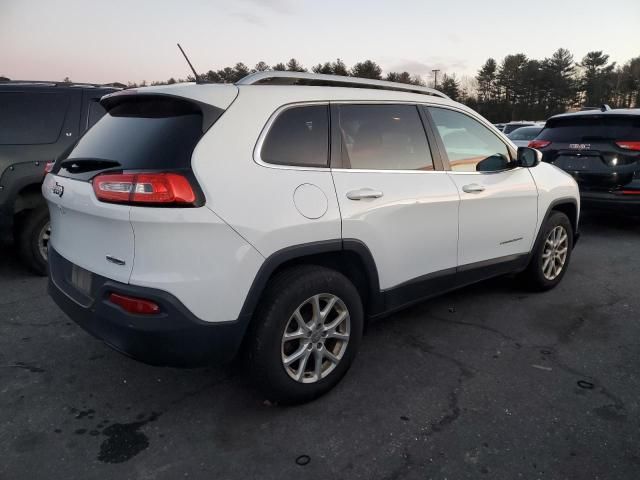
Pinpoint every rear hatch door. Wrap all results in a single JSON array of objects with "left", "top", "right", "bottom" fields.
[
  {"left": 44, "top": 172, "right": 134, "bottom": 284},
  {"left": 539, "top": 115, "right": 640, "bottom": 189},
  {"left": 43, "top": 88, "right": 235, "bottom": 285}
]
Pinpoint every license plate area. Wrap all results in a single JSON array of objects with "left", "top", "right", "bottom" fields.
[
  {"left": 71, "top": 264, "right": 93, "bottom": 298},
  {"left": 555, "top": 155, "right": 603, "bottom": 172}
]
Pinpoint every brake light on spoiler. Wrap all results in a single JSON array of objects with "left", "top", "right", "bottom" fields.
[{"left": 92, "top": 173, "right": 196, "bottom": 206}]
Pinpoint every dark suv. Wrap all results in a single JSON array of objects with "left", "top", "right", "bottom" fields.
[
  {"left": 531, "top": 109, "right": 640, "bottom": 211},
  {"left": 0, "top": 82, "right": 117, "bottom": 274}
]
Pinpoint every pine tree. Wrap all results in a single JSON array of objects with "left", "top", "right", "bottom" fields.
[{"left": 351, "top": 60, "right": 382, "bottom": 80}]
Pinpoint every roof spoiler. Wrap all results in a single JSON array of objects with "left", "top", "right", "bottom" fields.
[{"left": 99, "top": 91, "right": 225, "bottom": 132}]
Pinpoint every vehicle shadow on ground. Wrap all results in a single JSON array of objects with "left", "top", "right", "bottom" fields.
[{"left": 2, "top": 209, "right": 640, "bottom": 478}]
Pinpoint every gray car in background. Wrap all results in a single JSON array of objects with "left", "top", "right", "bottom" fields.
[{"left": 507, "top": 125, "right": 544, "bottom": 147}]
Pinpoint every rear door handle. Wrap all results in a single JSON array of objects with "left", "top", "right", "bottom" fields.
[
  {"left": 346, "top": 188, "right": 384, "bottom": 200},
  {"left": 462, "top": 183, "right": 485, "bottom": 194}
]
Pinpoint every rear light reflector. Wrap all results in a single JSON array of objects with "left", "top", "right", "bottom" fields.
[
  {"left": 528, "top": 140, "right": 551, "bottom": 149},
  {"left": 615, "top": 141, "right": 640, "bottom": 151},
  {"left": 93, "top": 173, "right": 196, "bottom": 205},
  {"left": 109, "top": 293, "right": 160, "bottom": 315}
]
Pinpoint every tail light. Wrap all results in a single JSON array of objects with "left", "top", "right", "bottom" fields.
[
  {"left": 109, "top": 293, "right": 160, "bottom": 315},
  {"left": 44, "top": 161, "right": 55, "bottom": 175},
  {"left": 620, "top": 190, "right": 640, "bottom": 195},
  {"left": 615, "top": 141, "right": 640, "bottom": 151},
  {"left": 528, "top": 140, "right": 551, "bottom": 149},
  {"left": 92, "top": 172, "right": 196, "bottom": 206}
]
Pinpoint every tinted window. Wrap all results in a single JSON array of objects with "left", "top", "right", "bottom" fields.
[
  {"left": 87, "top": 99, "right": 107, "bottom": 130},
  {"left": 0, "top": 92, "right": 69, "bottom": 145},
  {"left": 538, "top": 116, "right": 640, "bottom": 142},
  {"left": 429, "top": 107, "right": 511, "bottom": 172},
  {"left": 507, "top": 126, "right": 543, "bottom": 141},
  {"left": 59, "top": 96, "right": 203, "bottom": 178},
  {"left": 503, "top": 123, "right": 533, "bottom": 134},
  {"left": 261, "top": 105, "right": 329, "bottom": 167},
  {"left": 338, "top": 104, "right": 433, "bottom": 170}
]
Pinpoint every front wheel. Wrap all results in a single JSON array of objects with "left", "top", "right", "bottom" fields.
[
  {"left": 522, "top": 211, "right": 573, "bottom": 290},
  {"left": 246, "top": 265, "right": 363, "bottom": 404}
]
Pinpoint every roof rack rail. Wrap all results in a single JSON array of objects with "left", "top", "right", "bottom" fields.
[
  {"left": 0, "top": 80, "right": 121, "bottom": 89},
  {"left": 236, "top": 71, "right": 449, "bottom": 99}
]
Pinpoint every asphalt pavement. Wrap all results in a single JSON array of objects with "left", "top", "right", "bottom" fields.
[{"left": 1, "top": 211, "right": 638, "bottom": 480}]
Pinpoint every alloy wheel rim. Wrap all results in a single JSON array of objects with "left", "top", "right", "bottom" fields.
[
  {"left": 281, "top": 293, "right": 350, "bottom": 384},
  {"left": 542, "top": 225, "right": 568, "bottom": 280},
  {"left": 38, "top": 222, "right": 51, "bottom": 262}
]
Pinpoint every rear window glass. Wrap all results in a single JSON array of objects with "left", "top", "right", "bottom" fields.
[
  {"left": 64, "top": 96, "right": 203, "bottom": 172},
  {"left": 508, "top": 127, "right": 543, "bottom": 141},
  {"left": 261, "top": 105, "right": 329, "bottom": 167},
  {"left": 0, "top": 92, "right": 69, "bottom": 145},
  {"left": 539, "top": 116, "right": 640, "bottom": 142},
  {"left": 86, "top": 99, "right": 107, "bottom": 130},
  {"left": 503, "top": 124, "right": 533, "bottom": 134}
]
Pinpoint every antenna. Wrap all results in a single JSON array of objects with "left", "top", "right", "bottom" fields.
[{"left": 177, "top": 43, "right": 201, "bottom": 84}]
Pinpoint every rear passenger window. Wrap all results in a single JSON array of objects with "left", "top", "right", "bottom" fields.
[
  {"left": 338, "top": 104, "right": 433, "bottom": 170},
  {"left": 261, "top": 105, "right": 329, "bottom": 167},
  {"left": 428, "top": 107, "right": 511, "bottom": 172},
  {"left": 0, "top": 92, "right": 69, "bottom": 145}
]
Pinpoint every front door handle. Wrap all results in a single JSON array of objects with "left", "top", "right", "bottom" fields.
[
  {"left": 462, "top": 183, "right": 485, "bottom": 194},
  {"left": 346, "top": 188, "right": 384, "bottom": 200}
]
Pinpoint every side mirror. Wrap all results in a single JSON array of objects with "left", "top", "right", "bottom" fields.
[
  {"left": 476, "top": 154, "right": 511, "bottom": 172},
  {"left": 516, "top": 147, "right": 542, "bottom": 168}
]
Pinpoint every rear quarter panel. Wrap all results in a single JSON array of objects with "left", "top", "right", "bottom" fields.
[
  {"left": 190, "top": 87, "right": 342, "bottom": 258},
  {"left": 128, "top": 206, "right": 264, "bottom": 323}
]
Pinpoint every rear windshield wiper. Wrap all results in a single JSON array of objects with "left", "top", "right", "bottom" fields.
[{"left": 60, "top": 158, "right": 121, "bottom": 173}]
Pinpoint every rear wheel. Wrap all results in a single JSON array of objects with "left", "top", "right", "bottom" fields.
[
  {"left": 522, "top": 211, "right": 573, "bottom": 290},
  {"left": 246, "top": 265, "right": 363, "bottom": 404},
  {"left": 16, "top": 206, "right": 50, "bottom": 276}
]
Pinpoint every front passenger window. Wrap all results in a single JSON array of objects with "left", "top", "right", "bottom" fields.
[{"left": 428, "top": 107, "right": 511, "bottom": 172}]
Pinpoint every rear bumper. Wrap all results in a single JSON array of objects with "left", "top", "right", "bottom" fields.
[
  {"left": 48, "top": 248, "right": 251, "bottom": 367},
  {"left": 580, "top": 190, "right": 640, "bottom": 212}
]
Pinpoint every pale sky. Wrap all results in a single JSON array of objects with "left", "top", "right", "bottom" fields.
[{"left": 2, "top": 0, "right": 639, "bottom": 85}]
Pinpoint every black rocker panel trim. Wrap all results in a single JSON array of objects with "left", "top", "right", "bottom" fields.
[{"left": 239, "top": 239, "right": 533, "bottom": 322}]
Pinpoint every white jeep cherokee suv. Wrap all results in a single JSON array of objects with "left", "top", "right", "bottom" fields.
[{"left": 43, "top": 72, "right": 579, "bottom": 403}]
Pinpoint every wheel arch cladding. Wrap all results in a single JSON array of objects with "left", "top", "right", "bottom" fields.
[
  {"left": 14, "top": 182, "right": 47, "bottom": 214},
  {"left": 548, "top": 198, "right": 578, "bottom": 243},
  {"left": 238, "top": 239, "right": 383, "bottom": 321}
]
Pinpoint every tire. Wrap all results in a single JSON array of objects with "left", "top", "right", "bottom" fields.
[
  {"left": 16, "top": 206, "right": 50, "bottom": 276},
  {"left": 246, "top": 265, "right": 364, "bottom": 404},
  {"left": 522, "top": 211, "right": 573, "bottom": 291}
]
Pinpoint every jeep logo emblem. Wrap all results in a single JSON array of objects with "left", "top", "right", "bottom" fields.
[{"left": 51, "top": 182, "right": 64, "bottom": 198}]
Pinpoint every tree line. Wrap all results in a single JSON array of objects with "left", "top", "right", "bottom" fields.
[
  {"left": 148, "top": 49, "right": 639, "bottom": 122},
  {"left": 469, "top": 49, "right": 640, "bottom": 121},
  {"left": 6, "top": 48, "right": 637, "bottom": 122}
]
